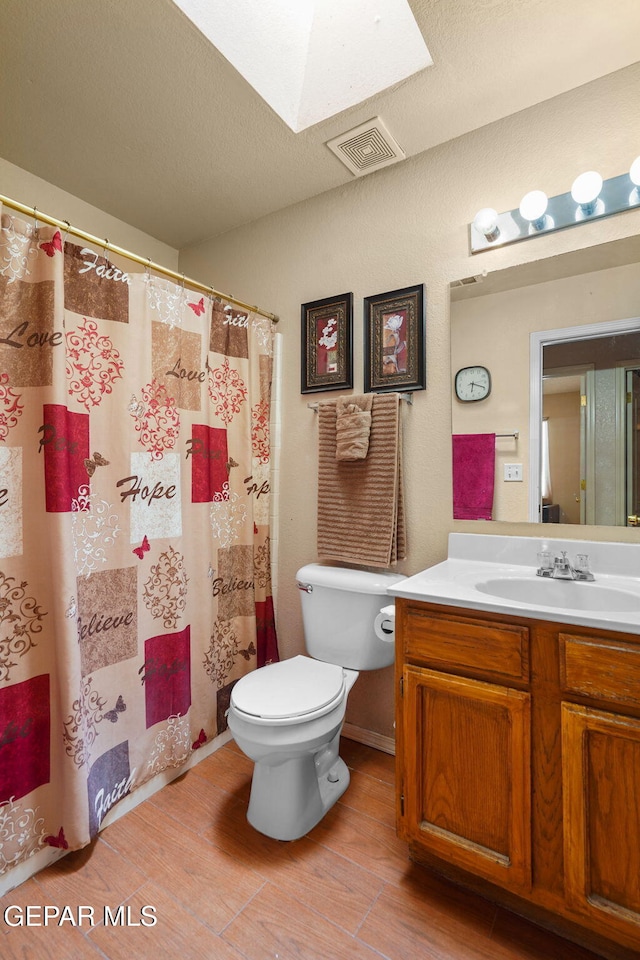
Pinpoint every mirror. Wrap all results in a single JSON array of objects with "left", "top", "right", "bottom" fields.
[{"left": 451, "top": 235, "right": 640, "bottom": 525}]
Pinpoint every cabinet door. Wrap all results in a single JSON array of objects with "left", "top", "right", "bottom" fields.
[
  {"left": 401, "top": 666, "right": 532, "bottom": 891},
  {"left": 563, "top": 702, "right": 640, "bottom": 944}
]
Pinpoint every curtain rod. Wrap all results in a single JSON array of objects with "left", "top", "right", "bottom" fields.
[{"left": 0, "top": 194, "right": 278, "bottom": 323}]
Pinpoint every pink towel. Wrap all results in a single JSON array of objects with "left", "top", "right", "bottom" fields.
[{"left": 452, "top": 433, "right": 496, "bottom": 520}]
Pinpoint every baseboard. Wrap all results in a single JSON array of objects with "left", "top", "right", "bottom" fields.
[
  {"left": 0, "top": 728, "right": 232, "bottom": 898},
  {"left": 342, "top": 722, "right": 395, "bottom": 756}
]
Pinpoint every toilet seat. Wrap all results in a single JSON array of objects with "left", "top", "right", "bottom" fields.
[{"left": 230, "top": 655, "right": 346, "bottom": 726}]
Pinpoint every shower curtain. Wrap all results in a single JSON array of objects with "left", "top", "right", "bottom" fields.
[{"left": 0, "top": 211, "right": 278, "bottom": 882}]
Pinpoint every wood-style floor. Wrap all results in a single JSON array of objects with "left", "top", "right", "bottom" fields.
[{"left": 0, "top": 738, "right": 606, "bottom": 959}]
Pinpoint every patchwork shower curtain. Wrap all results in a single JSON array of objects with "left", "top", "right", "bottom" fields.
[{"left": 0, "top": 210, "right": 278, "bottom": 882}]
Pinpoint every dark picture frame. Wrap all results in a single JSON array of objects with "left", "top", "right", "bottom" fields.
[
  {"left": 363, "top": 284, "right": 425, "bottom": 393},
  {"left": 301, "top": 292, "right": 353, "bottom": 394}
]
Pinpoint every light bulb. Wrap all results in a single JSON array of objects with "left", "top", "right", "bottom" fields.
[
  {"left": 519, "top": 190, "right": 548, "bottom": 231},
  {"left": 473, "top": 207, "right": 500, "bottom": 242},
  {"left": 571, "top": 171, "right": 603, "bottom": 215}
]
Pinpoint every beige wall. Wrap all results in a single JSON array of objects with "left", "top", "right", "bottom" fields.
[
  {"left": 0, "top": 157, "right": 178, "bottom": 271},
  {"left": 179, "top": 63, "right": 640, "bottom": 742}
]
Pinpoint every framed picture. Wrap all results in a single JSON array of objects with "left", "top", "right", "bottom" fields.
[
  {"left": 364, "top": 284, "right": 425, "bottom": 393},
  {"left": 301, "top": 292, "right": 353, "bottom": 394}
]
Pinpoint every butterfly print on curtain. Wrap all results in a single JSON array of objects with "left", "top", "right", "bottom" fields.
[{"left": 39, "top": 230, "right": 62, "bottom": 258}]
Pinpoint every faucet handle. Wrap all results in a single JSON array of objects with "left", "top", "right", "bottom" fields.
[
  {"left": 536, "top": 551, "right": 553, "bottom": 577},
  {"left": 574, "top": 553, "right": 595, "bottom": 580}
]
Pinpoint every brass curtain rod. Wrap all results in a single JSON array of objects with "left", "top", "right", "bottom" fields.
[{"left": 0, "top": 194, "right": 278, "bottom": 323}]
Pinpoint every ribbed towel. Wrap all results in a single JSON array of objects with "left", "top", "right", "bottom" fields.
[
  {"left": 317, "top": 393, "right": 406, "bottom": 567},
  {"left": 335, "top": 394, "right": 373, "bottom": 460},
  {"left": 452, "top": 433, "right": 496, "bottom": 520}
]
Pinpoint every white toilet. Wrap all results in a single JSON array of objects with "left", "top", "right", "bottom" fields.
[{"left": 227, "top": 562, "right": 403, "bottom": 840}]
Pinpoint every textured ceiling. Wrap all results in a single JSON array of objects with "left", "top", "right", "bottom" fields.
[{"left": 1, "top": 0, "right": 639, "bottom": 249}]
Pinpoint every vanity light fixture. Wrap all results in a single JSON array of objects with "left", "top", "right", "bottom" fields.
[{"left": 470, "top": 156, "right": 640, "bottom": 253}]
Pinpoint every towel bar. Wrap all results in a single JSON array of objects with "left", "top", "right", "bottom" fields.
[{"left": 307, "top": 392, "right": 414, "bottom": 412}]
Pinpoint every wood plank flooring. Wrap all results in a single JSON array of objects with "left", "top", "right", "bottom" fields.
[{"left": 0, "top": 738, "right": 607, "bottom": 959}]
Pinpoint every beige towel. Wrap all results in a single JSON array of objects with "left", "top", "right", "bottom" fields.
[
  {"left": 335, "top": 394, "right": 373, "bottom": 460},
  {"left": 317, "top": 393, "right": 406, "bottom": 567}
]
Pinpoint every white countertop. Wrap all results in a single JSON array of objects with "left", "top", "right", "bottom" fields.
[{"left": 387, "top": 534, "right": 640, "bottom": 635}]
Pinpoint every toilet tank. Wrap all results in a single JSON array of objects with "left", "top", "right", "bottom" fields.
[{"left": 296, "top": 563, "right": 404, "bottom": 671}]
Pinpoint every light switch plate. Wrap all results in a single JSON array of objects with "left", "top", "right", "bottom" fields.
[{"left": 504, "top": 463, "right": 523, "bottom": 481}]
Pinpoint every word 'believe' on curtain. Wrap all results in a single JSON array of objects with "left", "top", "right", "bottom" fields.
[{"left": 0, "top": 212, "right": 278, "bottom": 883}]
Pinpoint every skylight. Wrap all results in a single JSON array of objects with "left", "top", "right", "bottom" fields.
[{"left": 172, "top": 0, "right": 433, "bottom": 132}]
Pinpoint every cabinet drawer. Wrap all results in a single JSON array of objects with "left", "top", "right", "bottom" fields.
[
  {"left": 560, "top": 634, "right": 640, "bottom": 708},
  {"left": 403, "top": 607, "right": 529, "bottom": 684}
]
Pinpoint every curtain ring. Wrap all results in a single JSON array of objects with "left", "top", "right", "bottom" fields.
[
  {"left": 62, "top": 220, "right": 71, "bottom": 247},
  {"left": 103, "top": 238, "right": 110, "bottom": 262},
  {"left": 32, "top": 206, "right": 39, "bottom": 238}
]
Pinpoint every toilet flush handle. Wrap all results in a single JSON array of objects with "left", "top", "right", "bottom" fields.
[{"left": 297, "top": 581, "right": 313, "bottom": 593}]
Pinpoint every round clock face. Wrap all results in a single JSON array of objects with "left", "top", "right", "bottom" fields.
[{"left": 455, "top": 365, "right": 491, "bottom": 402}]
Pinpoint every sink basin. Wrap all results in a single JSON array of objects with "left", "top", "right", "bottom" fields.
[{"left": 476, "top": 577, "right": 640, "bottom": 612}]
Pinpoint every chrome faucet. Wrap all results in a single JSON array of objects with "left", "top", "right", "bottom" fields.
[
  {"left": 551, "top": 551, "right": 575, "bottom": 579},
  {"left": 536, "top": 550, "right": 595, "bottom": 581}
]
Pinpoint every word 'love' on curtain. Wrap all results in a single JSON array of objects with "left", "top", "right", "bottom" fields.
[{"left": 0, "top": 210, "right": 278, "bottom": 885}]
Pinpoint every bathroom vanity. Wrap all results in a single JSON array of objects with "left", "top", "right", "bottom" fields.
[{"left": 390, "top": 535, "right": 640, "bottom": 960}]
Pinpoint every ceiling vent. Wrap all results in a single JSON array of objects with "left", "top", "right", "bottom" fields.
[
  {"left": 451, "top": 275, "right": 485, "bottom": 287},
  {"left": 326, "top": 118, "right": 406, "bottom": 177}
]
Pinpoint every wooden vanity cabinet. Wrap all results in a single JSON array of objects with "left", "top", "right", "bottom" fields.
[
  {"left": 561, "top": 633, "right": 640, "bottom": 949},
  {"left": 395, "top": 598, "right": 640, "bottom": 959}
]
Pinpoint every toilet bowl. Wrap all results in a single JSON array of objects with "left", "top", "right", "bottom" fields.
[
  {"left": 228, "top": 655, "right": 358, "bottom": 840},
  {"left": 227, "top": 563, "right": 403, "bottom": 841}
]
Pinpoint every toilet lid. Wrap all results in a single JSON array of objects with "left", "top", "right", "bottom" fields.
[{"left": 231, "top": 655, "right": 346, "bottom": 721}]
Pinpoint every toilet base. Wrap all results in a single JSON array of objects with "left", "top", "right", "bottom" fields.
[{"left": 247, "top": 750, "right": 350, "bottom": 841}]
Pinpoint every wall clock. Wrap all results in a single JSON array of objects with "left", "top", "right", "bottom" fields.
[{"left": 454, "top": 365, "right": 491, "bottom": 402}]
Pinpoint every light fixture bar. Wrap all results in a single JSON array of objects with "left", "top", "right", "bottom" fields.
[{"left": 470, "top": 169, "right": 640, "bottom": 254}]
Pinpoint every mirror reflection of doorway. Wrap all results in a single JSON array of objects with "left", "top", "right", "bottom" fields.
[
  {"left": 541, "top": 354, "right": 640, "bottom": 526},
  {"left": 542, "top": 367, "right": 593, "bottom": 524}
]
